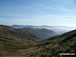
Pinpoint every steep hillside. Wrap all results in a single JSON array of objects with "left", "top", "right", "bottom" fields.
[
  {"left": 11, "top": 29, "right": 76, "bottom": 57},
  {"left": 12, "top": 25, "right": 76, "bottom": 34},
  {"left": 22, "top": 28, "right": 57, "bottom": 39}
]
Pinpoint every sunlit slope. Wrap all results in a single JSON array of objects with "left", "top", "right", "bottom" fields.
[{"left": 14, "top": 29, "right": 76, "bottom": 57}]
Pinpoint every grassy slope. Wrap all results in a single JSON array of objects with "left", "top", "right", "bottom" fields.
[
  {"left": 0, "top": 25, "right": 40, "bottom": 57},
  {"left": 12, "top": 29, "right": 76, "bottom": 57},
  {"left": 0, "top": 25, "right": 76, "bottom": 57}
]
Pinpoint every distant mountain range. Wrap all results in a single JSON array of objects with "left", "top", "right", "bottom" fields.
[
  {"left": 22, "top": 28, "right": 57, "bottom": 39},
  {"left": 12, "top": 25, "right": 76, "bottom": 33},
  {"left": 12, "top": 25, "right": 76, "bottom": 38},
  {"left": 12, "top": 25, "right": 58, "bottom": 39}
]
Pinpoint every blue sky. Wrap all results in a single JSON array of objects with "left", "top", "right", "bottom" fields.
[{"left": 0, "top": 0, "right": 76, "bottom": 27}]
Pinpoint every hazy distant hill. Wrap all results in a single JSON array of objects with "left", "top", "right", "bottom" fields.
[
  {"left": 22, "top": 28, "right": 57, "bottom": 39},
  {"left": 12, "top": 25, "right": 76, "bottom": 34},
  {"left": 12, "top": 25, "right": 76, "bottom": 39},
  {"left": 12, "top": 25, "right": 34, "bottom": 28}
]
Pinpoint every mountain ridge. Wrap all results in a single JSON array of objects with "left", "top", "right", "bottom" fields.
[
  {"left": 12, "top": 25, "right": 76, "bottom": 34},
  {"left": 21, "top": 28, "right": 57, "bottom": 39}
]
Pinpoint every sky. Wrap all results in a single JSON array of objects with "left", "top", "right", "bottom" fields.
[{"left": 0, "top": 0, "right": 76, "bottom": 27}]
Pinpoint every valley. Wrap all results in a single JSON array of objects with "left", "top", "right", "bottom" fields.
[{"left": 0, "top": 25, "right": 76, "bottom": 57}]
